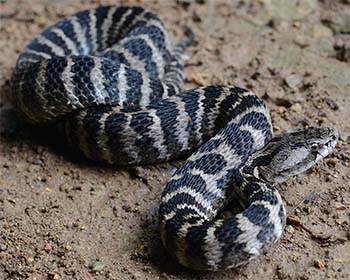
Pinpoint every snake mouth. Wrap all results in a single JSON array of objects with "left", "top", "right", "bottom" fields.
[{"left": 314, "top": 129, "right": 338, "bottom": 162}]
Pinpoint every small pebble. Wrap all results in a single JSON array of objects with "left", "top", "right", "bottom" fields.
[
  {"left": 293, "top": 21, "right": 301, "bottom": 28},
  {"left": 323, "top": 97, "right": 339, "bottom": 110},
  {"left": 273, "top": 126, "right": 281, "bottom": 133},
  {"left": 314, "top": 259, "right": 325, "bottom": 268},
  {"left": 335, "top": 202, "right": 347, "bottom": 210},
  {"left": 48, "top": 273, "right": 60, "bottom": 280},
  {"left": 285, "top": 74, "right": 302, "bottom": 88},
  {"left": 275, "top": 97, "right": 293, "bottom": 108},
  {"left": 287, "top": 215, "right": 301, "bottom": 227},
  {"left": 326, "top": 158, "right": 337, "bottom": 168},
  {"left": 276, "top": 265, "right": 288, "bottom": 279},
  {"left": 0, "top": 244, "right": 7, "bottom": 251},
  {"left": 7, "top": 198, "right": 16, "bottom": 204},
  {"left": 187, "top": 71, "right": 209, "bottom": 86},
  {"left": 44, "top": 243, "right": 52, "bottom": 252},
  {"left": 310, "top": 24, "right": 333, "bottom": 38},
  {"left": 291, "top": 103, "right": 302, "bottom": 113},
  {"left": 293, "top": 35, "right": 310, "bottom": 48},
  {"left": 37, "top": 16, "right": 47, "bottom": 27},
  {"left": 92, "top": 261, "right": 106, "bottom": 272},
  {"left": 325, "top": 10, "right": 350, "bottom": 34},
  {"left": 276, "top": 107, "right": 286, "bottom": 114},
  {"left": 59, "top": 183, "right": 70, "bottom": 193},
  {"left": 286, "top": 225, "right": 295, "bottom": 234},
  {"left": 319, "top": 193, "right": 330, "bottom": 201},
  {"left": 305, "top": 192, "right": 318, "bottom": 204},
  {"left": 65, "top": 244, "right": 72, "bottom": 251}
]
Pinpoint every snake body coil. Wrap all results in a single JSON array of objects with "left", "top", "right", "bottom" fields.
[{"left": 11, "top": 6, "right": 338, "bottom": 271}]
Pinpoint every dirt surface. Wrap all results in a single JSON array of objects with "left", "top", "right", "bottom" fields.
[{"left": 1, "top": 0, "right": 350, "bottom": 279}]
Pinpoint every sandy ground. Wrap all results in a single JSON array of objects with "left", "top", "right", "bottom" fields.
[{"left": 0, "top": 0, "right": 350, "bottom": 279}]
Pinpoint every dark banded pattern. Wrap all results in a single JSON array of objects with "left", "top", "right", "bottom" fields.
[
  {"left": 11, "top": 6, "right": 338, "bottom": 271},
  {"left": 160, "top": 123, "right": 337, "bottom": 270},
  {"left": 11, "top": 6, "right": 192, "bottom": 125}
]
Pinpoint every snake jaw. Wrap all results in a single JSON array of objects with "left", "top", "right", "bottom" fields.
[{"left": 313, "top": 127, "right": 338, "bottom": 163}]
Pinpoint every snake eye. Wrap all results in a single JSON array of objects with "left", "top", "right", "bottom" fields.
[{"left": 310, "top": 143, "right": 319, "bottom": 151}]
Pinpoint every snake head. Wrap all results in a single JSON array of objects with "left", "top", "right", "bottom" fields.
[{"left": 253, "top": 126, "right": 338, "bottom": 184}]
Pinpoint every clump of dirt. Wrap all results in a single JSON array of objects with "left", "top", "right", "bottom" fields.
[{"left": 0, "top": 0, "right": 349, "bottom": 279}]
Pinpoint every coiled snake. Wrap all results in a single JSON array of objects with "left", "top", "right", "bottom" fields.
[{"left": 10, "top": 6, "right": 338, "bottom": 271}]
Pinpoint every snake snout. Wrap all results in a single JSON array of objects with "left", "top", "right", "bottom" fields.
[
  {"left": 308, "top": 126, "right": 338, "bottom": 161},
  {"left": 319, "top": 134, "right": 338, "bottom": 162}
]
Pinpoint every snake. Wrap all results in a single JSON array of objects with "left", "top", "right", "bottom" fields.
[{"left": 10, "top": 6, "right": 339, "bottom": 271}]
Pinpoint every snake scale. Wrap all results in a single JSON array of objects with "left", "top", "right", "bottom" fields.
[{"left": 10, "top": 6, "right": 338, "bottom": 271}]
